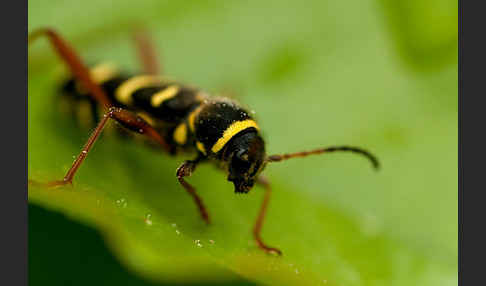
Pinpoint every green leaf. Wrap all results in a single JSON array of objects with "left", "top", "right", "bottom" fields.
[
  {"left": 29, "top": 0, "right": 457, "bottom": 285},
  {"left": 29, "top": 204, "right": 257, "bottom": 286}
]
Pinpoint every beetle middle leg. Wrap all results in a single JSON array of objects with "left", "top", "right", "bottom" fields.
[{"left": 253, "top": 176, "right": 282, "bottom": 255}]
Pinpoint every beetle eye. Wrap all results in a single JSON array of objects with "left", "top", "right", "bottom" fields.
[
  {"left": 232, "top": 152, "right": 251, "bottom": 173},
  {"left": 236, "top": 149, "right": 248, "bottom": 160}
]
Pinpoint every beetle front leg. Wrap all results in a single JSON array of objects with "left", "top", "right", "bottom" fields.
[{"left": 176, "top": 157, "right": 210, "bottom": 224}]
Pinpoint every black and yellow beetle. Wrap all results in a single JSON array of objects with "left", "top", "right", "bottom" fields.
[{"left": 28, "top": 28, "right": 379, "bottom": 255}]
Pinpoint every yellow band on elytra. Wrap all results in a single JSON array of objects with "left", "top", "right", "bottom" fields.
[
  {"left": 90, "top": 62, "right": 118, "bottom": 84},
  {"left": 75, "top": 62, "right": 119, "bottom": 93},
  {"left": 211, "top": 120, "right": 259, "bottom": 153},
  {"left": 188, "top": 105, "right": 204, "bottom": 132},
  {"left": 115, "top": 75, "right": 163, "bottom": 105},
  {"left": 151, "top": 85, "right": 180, "bottom": 107},
  {"left": 173, "top": 123, "right": 188, "bottom": 145},
  {"left": 196, "top": 141, "right": 206, "bottom": 155}
]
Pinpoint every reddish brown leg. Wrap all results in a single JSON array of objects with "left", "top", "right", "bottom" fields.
[
  {"left": 28, "top": 28, "right": 112, "bottom": 108},
  {"left": 254, "top": 176, "right": 282, "bottom": 255},
  {"left": 133, "top": 29, "right": 160, "bottom": 75},
  {"left": 31, "top": 107, "right": 171, "bottom": 188},
  {"left": 176, "top": 159, "right": 210, "bottom": 224}
]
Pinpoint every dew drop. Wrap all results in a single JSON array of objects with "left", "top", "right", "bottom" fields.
[
  {"left": 175, "top": 230, "right": 180, "bottom": 235},
  {"left": 116, "top": 198, "right": 127, "bottom": 208},
  {"left": 194, "top": 239, "right": 203, "bottom": 248},
  {"left": 81, "top": 150, "right": 87, "bottom": 154},
  {"left": 139, "top": 129, "right": 144, "bottom": 133},
  {"left": 144, "top": 213, "right": 153, "bottom": 226}
]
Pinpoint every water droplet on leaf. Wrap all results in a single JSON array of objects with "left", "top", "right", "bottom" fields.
[
  {"left": 144, "top": 213, "right": 153, "bottom": 225},
  {"left": 116, "top": 198, "right": 127, "bottom": 208}
]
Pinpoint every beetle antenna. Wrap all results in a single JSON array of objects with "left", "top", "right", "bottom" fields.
[{"left": 265, "top": 145, "right": 380, "bottom": 170}]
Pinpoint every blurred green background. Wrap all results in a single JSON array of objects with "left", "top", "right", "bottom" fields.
[{"left": 28, "top": 0, "right": 457, "bottom": 286}]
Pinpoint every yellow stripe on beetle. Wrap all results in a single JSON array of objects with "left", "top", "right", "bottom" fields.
[
  {"left": 75, "top": 62, "right": 118, "bottom": 93},
  {"left": 115, "top": 75, "right": 164, "bottom": 105},
  {"left": 196, "top": 141, "right": 206, "bottom": 155},
  {"left": 188, "top": 105, "right": 204, "bottom": 132},
  {"left": 151, "top": 85, "right": 180, "bottom": 107},
  {"left": 90, "top": 62, "right": 118, "bottom": 84},
  {"left": 173, "top": 123, "right": 188, "bottom": 145},
  {"left": 211, "top": 120, "right": 259, "bottom": 153}
]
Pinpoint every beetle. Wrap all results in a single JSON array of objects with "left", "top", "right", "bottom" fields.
[{"left": 28, "top": 28, "right": 379, "bottom": 255}]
